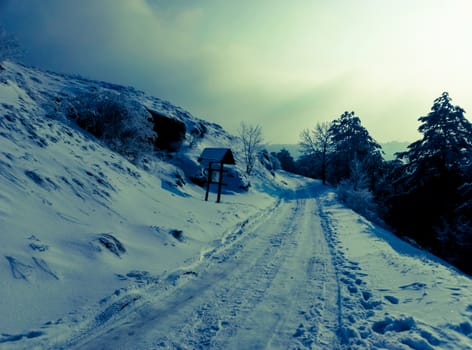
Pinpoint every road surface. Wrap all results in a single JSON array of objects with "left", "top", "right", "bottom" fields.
[{"left": 69, "top": 181, "right": 342, "bottom": 349}]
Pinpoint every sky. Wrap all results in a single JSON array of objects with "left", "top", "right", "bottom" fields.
[{"left": 1, "top": 0, "right": 472, "bottom": 144}]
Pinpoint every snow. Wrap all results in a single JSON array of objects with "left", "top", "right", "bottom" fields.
[
  {"left": 0, "top": 81, "right": 25, "bottom": 105},
  {"left": 318, "top": 193, "right": 472, "bottom": 349},
  {"left": 1, "top": 61, "right": 471, "bottom": 349}
]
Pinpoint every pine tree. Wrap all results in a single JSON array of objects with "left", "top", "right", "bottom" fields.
[
  {"left": 398, "top": 92, "right": 472, "bottom": 180},
  {"left": 387, "top": 93, "right": 472, "bottom": 272},
  {"left": 328, "top": 111, "right": 383, "bottom": 186},
  {"left": 275, "top": 148, "right": 297, "bottom": 173}
]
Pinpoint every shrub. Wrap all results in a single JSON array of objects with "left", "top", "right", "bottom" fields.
[
  {"left": 188, "top": 122, "right": 207, "bottom": 148},
  {"left": 337, "top": 179, "right": 378, "bottom": 222},
  {"left": 65, "top": 90, "right": 156, "bottom": 163}
]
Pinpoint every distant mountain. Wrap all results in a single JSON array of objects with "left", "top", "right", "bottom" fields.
[{"left": 266, "top": 141, "right": 409, "bottom": 161}]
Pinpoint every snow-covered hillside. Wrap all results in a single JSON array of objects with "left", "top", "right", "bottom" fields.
[
  {"left": 1, "top": 61, "right": 471, "bottom": 349},
  {"left": 0, "top": 60, "right": 279, "bottom": 335}
]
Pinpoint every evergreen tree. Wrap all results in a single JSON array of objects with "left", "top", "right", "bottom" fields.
[
  {"left": 387, "top": 93, "right": 472, "bottom": 273},
  {"left": 450, "top": 173, "right": 472, "bottom": 273},
  {"left": 397, "top": 92, "right": 472, "bottom": 180},
  {"left": 274, "top": 148, "right": 297, "bottom": 173},
  {"left": 295, "top": 154, "right": 319, "bottom": 179},
  {"left": 328, "top": 111, "right": 383, "bottom": 186}
]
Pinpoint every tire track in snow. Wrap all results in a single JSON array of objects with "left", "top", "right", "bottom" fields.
[
  {"left": 193, "top": 196, "right": 308, "bottom": 349},
  {"left": 215, "top": 185, "right": 341, "bottom": 350},
  {"left": 149, "top": 193, "right": 308, "bottom": 349},
  {"left": 155, "top": 183, "right": 341, "bottom": 349},
  {"left": 51, "top": 194, "right": 286, "bottom": 350},
  {"left": 65, "top": 182, "right": 343, "bottom": 349}
]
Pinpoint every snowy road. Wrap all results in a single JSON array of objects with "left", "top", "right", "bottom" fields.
[{"left": 68, "top": 182, "right": 341, "bottom": 349}]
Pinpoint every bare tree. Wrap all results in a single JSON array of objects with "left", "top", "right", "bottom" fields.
[
  {"left": 0, "top": 26, "right": 22, "bottom": 62},
  {"left": 238, "top": 122, "right": 263, "bottom": 175},
  {"left": 299, "top": 122, "right": 332, "bottom": 184}
]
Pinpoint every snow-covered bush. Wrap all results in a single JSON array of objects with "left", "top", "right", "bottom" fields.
[
  {"left": 65, "top": 90, "right": 156, "bottom": 164},
  {"left": 187, "top": 122, "right": 207, "bottom": 148},
  {"left": 337, "top": 180, "right": 378, "bottom": 221},
  {"left": 336, "top": 160, "right": 379, "bottom": 222}
]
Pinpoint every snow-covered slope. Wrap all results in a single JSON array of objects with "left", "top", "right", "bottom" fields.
[
  {"left": 0, "top": 60, "right": 279, "bottom": 331},
  {"left": 319, "top": 193, "right": 472, "bottom": 349},
  {"left": 1, "top": 61, "right": 471, "bottom": 349}
]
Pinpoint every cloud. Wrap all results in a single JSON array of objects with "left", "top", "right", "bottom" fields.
[
  {"left": 1, "top": 0, "right": 471, "bottom": 143},
  {"left": 0, "top": 1, "right": 207, "bottom": 92}
]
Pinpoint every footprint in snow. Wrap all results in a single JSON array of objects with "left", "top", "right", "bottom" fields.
[
  {"left": 5, "top": 256, "right": 33, "bottom": 280},
  {"left": 384, "top": 295, "right": 400, "bottom": 304},
  {"left": 32, "top": 257, "right": 59, "bottom": 280},
  {"left": 399, "top": 282, "right": 427, "bottom": 290},
  {"left": 0, "top": 331, "right": 44, "bottom": 344}
]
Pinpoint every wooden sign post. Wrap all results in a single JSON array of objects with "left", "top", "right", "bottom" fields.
[{"left": 198, "top": 148, "right": 236, "bottom": 203}]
